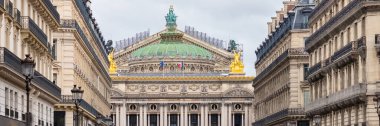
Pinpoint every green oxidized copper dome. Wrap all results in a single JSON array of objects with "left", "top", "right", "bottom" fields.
[
  {"left": 131, "top": 42, "right": 212, "bottom": 58},
  {"left": 131, "top": 6, "right": 212, "bottom": 59}
]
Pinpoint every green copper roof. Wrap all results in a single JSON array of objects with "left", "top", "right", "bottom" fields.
[
  {"left": 131, "top": 42, "right": 212, "bottom": 59},
  {"left": 131, "top": 6, "right": 212, "bottom": 59}
]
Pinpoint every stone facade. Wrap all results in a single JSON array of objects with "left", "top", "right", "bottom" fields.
[
  {"left": 0, "top": 0, "right": 61, "bottom": 125},
  {"left": 52, "top": 0, "right": 112, "bottom": 126},
  {"left": 253, "top": 1, "right": 313, "bottom": 126},
  {"left": 110, "top": 6, "right": 254, "bottom": 126},
  {"left": 305, "top": 0, "right": 380, "bottom": 125}
]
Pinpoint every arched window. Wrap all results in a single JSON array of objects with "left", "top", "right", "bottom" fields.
[
  {"left": 211, "top": 104, "right": 218, "bottom": 110},
  {"left": 150, "top": 104, "right": 157, "bottom": 110},
  {"left": 234, "top": 104, "right": 242, "bottom": 110}
]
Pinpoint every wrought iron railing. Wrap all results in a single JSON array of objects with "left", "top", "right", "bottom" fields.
[
  {"left": 74, "top": 0, "right": 109, "bottom": 64},
  {"left": 61, "top": 19, "right": 111, "bottom": 82},
  {"left": 42, "top": 0, "right": 60, "bottom": 22},
  {"left": 0, "top": 0, "right": 4, "bottom": 9},
  {"left": 21, "top": 16, "right": 48, "bottom": 48},
  {"left": 252, "top": 108, "right": 306, "bottom": 126},
  {"left": 357, "top": 36, "right": 366, "bottom": 47},
  {"left": 0, "top": 47, "right": 61, "bottom": 98},
  {"left": 305, "top": 0, "right": 361, "bottom": 50},
  {"left": 253, "top": 50, "right": 289, "bottom": 85},
  {"left": 306, "top": 62, "right": 321, "bottom": 77},
  {"left": 6, "top": 1, "right": 12, "bottom": 17},
  {"left": 61, "top": 95, "right": 104, "bottom": 118},
  {"left": 13, "top": 8, "right": 20, "bottom": 24},
  {"left": 305, "top": 83, "right": 366, "bottom": 113},
  {"left": 332, "top": 41, "right": 355, "bottom": 62}
]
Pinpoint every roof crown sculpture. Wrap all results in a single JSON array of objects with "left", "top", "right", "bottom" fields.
[
  {"left": 165, "top": 5, "right": 177, "bottom": 31},
  {"left": 230, "top": 51, "right": 244, "bottom": 74}
]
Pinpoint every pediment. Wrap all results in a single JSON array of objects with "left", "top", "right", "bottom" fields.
[{"left": 111, "top": 88, "right": 125, "bottom": 97}]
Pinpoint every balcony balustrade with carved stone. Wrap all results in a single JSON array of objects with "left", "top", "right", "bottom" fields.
[{"left": 305, "top": 83, "right": 367, "bottom": 115}]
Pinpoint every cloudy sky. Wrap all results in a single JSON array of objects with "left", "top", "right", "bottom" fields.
[{"left": 92, "top": 0, "right": 284, "bottom": 76}]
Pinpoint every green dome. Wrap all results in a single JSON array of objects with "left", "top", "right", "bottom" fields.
[{"left": 132, "top": 42, "right": 212, "bottom": 59}]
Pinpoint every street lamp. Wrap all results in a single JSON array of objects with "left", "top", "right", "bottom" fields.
[
  {"left": 313, "top": 115, "right": 321, "bottom": 126},
  {"left": 96, "top": 114, "right": 103, "bottom": 126},
  {"left": 373, "top": 92, "right": 380, "bottom": 125},
  {"left": 71, "top": 85, "right": 84, "bottom": 126},
  {"left": 21, "top": 54, "right": 35, "bottom": 126},
  {"left": 104, "top": 115, "right": 113, "bottom": 126}
]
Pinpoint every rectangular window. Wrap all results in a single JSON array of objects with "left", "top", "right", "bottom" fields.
[
  {"left": 10, "top": 90, "right": 14, "bottom": 117},
  {"left": 21, "top": 95, "right": 25, "bottom": 121},
  {"left": 15, "top": 92, "right": 18, "bottom": 119},
  {"left": 304, "top": 90, "right": 311, "bottom": 105},
  {"left": 5, "top": 87, "right": 9, "bottom": 116},
  {"left": 304, "top": 64, "right": 309, "bottom": 80}
]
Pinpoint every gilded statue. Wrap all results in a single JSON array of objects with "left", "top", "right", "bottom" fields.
[
  {"left": 230, "top": 51, "right": 244, "bottom": 74},
  {"left": 108, "top": 49, "right": 117, "bottom": 74}
]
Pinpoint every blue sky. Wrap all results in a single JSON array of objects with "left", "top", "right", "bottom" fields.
[{"left": 92, "top": 0, "right": 284, "bottom": 76}]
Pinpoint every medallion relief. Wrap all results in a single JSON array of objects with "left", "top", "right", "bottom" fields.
[
  {"left": 209, "top": 84, "right": 221, "bottom": 91},
  {"left": 189, "top": 84, "right": 199, "bottom": 91},
  {"left": 127, "top": 85, "right": 139, "bottom": 91},
  {"left": 169, "top": 85, "right": 180, "bottom": 91},
  {"left": 148, "top": 85, "right": 159, "bottom": 91}
]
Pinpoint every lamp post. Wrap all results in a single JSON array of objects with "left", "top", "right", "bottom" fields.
[
  {"left": 104, "top": 115, "right": 113, "bottom": 126},
  {"left": 21, "top": 54, "right": 35, "bottom": 126},
  {"left": 313, "top": 115, "right": 321, "bottom": 126},
  {"left": 71, "top": 85, "right": 84, "bottom": 126},
  {"left": 373, "top": 92, "right": 380, "bottom": 125},
  {"left": 96, "top": 114, "right": 103, "bottom": 126}
]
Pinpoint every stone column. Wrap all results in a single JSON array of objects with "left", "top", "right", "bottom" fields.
[
  {"left": 204, "top": 104, "right": 208, "bottom": 126},
  {"left": 160, "top": 104, "right": 164, "bottom": 126},
  {"left": 201, "top": 104, "right": 204, "bottom": 126},
  {"left": 221, "top": 103, "right": 227, "bottom": 126},
  {"left": 184, "top": 104, "right": 188, "bottom": 126},
  {"left": 143, "top": 104, "right": 147, "bottom": 126},
  {"left": 228, "top": 104, "right": 232, "bottom": 126},
  {"left": 139, "top": 104, "right": 143, "bottom": 126},
  {"left": 218, "top": 114, "right": 221, "bottom": 126},
  {"left": 122, "top": 103, "right": 126, "bottom": 126},
  {"left": 180, "top": 104, "right": 184, "bottom": 126},
  {"left": 164, "top": 105, "right": 167, "bottom": 126},
  {"left": 116, "top": 105, "right": 120, "bottom": 126},
  {"left": 245, "top": 105, "right": 249, "bottom": 126},
  {"left": 232, "top": 114, "right": 235, "bottom": 126}
]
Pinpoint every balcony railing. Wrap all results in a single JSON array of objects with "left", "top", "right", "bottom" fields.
[
  {"left": 305, "top": 83, "right": 367, "bottom": 114},
  {"left": 306, "top": 62, "right": 321, "bottom": 77},
  {"left": 41, "top": 0, "right": 60, "bottom": 22},
  {"left": 21, "top": 16, "right": 48, "bottom": 48},
  {"left": 305, "top": 0, "right": 362, "bottom": 51},
  {"left": 0, "top": 0, "right": 4, "bottom": 9},
  {"left": 0, "top": 47, "right": 61, "bottom": 99},
  {"left": 13, "top": 8, "right": 20, "bottom": 25},
  {"left": 253, "top": 50, "right": 289, "bottom": 85},
  {"left": 6, "top": 1, "right": 12, "bottom": 17},
  {"left": 252, "top": 108, "right": 306, "bottom": 126},
  {"left": 332, "top": 41, "right": 355, "bottom": 62},
  {"left": 61, "top": 19, "right": 111, "bottom": 82},
  {"left": 61, "top": 95, "right": 104, "bottom": 118}
]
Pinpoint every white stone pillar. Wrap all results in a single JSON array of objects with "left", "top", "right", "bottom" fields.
[
  {"left": 180, "top": 104, "right": 184, "bottom": 126},
  {"left": 139, "top": 104, "right": 143, "bottom": 126},
  {"left": 221, "top": 103, "right": 227, "bottom": 126},
  {"left": 204, "top": 104, "right": 208, "bottom": 126},
  {"left": 164, "top": 105, "right": 167, "bottom": 126},
  {"left": 127, "top": 114, "right": 129, "bottom": 126},
  {"left": 160, "top": 104, "right": 164, "bottom": 126},
  {"left": 122, "top": 103, "right": 127, "bottom": 126},
  {"left": 232, "top": 114, "right": 235, "bottom": 126},
  {"left": 116, "top": 105, "right": 120, "bottom": 126},
  {"left": 245, "top": 105, "right": 249, "bottom": 126},
  {"left": 201, "top": 104, "right": 204, "bottom": 126},
  {"left": 184, "top": 104, "right": 188, "bottom": 126},
  {"left": 228, "top": 104, "right": 232, "bottom": 126},
  {"left": 143, "top": 104, "right": 147, "bottom": 126}
]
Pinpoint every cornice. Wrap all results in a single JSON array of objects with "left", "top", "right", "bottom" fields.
[{"left": 111, "top": 76, "right": 254, "bottom": 82}]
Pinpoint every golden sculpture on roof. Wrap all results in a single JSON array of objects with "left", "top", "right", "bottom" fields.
[
  {"left": 230, "top": 50, "right": 244, "bottom": 74},
  {"left": 108, "top": 49, "right": 117, "bottom": 74}
]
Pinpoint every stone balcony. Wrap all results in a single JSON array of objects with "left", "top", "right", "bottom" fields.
[
  {"left": 21, "top": 16, "right": 49, "bottom": 52},
  {"left": 305, "top": 83, "right": 367, "bottom": 115},
  {"left": 307, "top": 37, "right": 365, "bottom": 82},
  {"left": 29, "top": 0, "right": 60, "bottom": 29},
  {"left": 252, "top": 108, "right": 307, "bottom": 126}
]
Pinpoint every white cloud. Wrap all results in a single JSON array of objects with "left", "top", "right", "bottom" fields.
[{"left": 92, "top": 0, "right": 284, "bottom": 76}]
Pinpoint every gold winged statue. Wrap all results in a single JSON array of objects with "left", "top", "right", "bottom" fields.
[{"left": 230, "top": 51, "right": 244, "bottom": 74}]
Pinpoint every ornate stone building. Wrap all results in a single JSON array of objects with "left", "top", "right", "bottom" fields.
[
  {"left": 52, "top": 0, "right": 112, "bottom": 126},
  {"left": 304, "top": 0, "right": 380, "bottom": 125},
  {"left": 110, "top": 6, "right": 254, "bottom": 126},
  {"left": 0, "top": 0, "right": 61, "bottom": 125},
  {"left": 252, "top": 0, "right": 313, "bottom": 126}
]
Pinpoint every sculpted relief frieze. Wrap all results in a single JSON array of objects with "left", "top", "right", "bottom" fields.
[
  {"left": 189, "top": 84, "right": 200, "bottom": 91},
  {"left": 148, "top": 85, "right": 159, "bottom": 91},
  {"left": 209, "top": 84, "right": 221, "bottom": 91},
  {"left": 127, "top": 85, "right": 139, "bottom": 91},
  {"left": 169, "top": 85, "right": 180, "bottom": 91}
]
